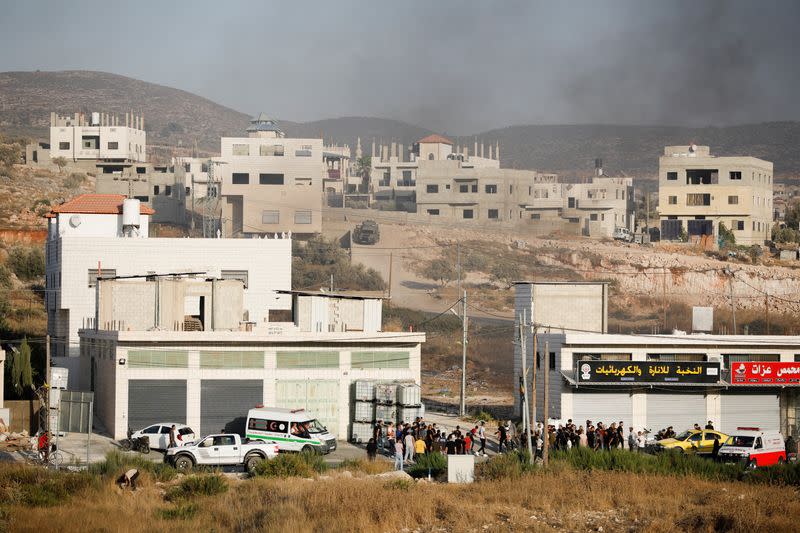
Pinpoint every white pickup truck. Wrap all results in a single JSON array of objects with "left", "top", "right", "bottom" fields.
[{"left": 164, "top": 433, "right": 279, "bottom": 472}]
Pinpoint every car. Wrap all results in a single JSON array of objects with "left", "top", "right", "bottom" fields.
[
  {"left": 245, "top": 407, "right": 337, "bottom": 454},
  {"left": 130, "top": 423, "right": 196, "bottom": 451},
  {"left": 612, "top": 227, "right": 634, "bottom": 243},
  {"left": 353, "top": 220, "right": 380, "bottom": 245},
  {"left": 718, "top": 428, "right": 787, "bottom": 467},
  {"left": 164, "top": 433, "right": 279, "bottom": 472},
  {"left": 655, "top": 429, "right": 729, "bottom": 455}
]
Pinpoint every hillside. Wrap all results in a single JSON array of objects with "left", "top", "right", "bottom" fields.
[{"left": 2, "top": 70, "right": 800, "bottom": 176}]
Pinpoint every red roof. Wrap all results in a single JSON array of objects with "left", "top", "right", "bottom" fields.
[
  {"left": 417, "top": 134, "right": 453, "bottom": 145},
  {"left": 47, "top": 194, "right": 155, "bottom": 216}
]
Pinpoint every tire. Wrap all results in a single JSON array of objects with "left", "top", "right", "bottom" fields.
[
  {"left": 174, "top": 455, "right": 193, "bottom": 471},
  {"left": 748, "top": 459, "right": 757, "bottom": 469},
  {"left": 141, "top": 444, "right": 150, "bottom": 455},
  {"left": 245, "top": 454, "right": 263, "bottom": 473},
  {"left": 49, "top": 451, "right": 64, "bottom": 467},
  {"left": 301, "top": 445, "right": 319, "bottom": 455},
  {"left": 120, "top": 439, "right": 132, "bottom": 451}
]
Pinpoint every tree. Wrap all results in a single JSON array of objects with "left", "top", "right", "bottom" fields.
[
  {"left": 786, "top": 203, "right": 800, "bottom": 231},
  {"left": 0, "top": 141, "right": 22, "bottom": 177},
  {"left": 718, "top": 222, "right": 736, "bottom": 248},
  {"left": 420, "top": 258, "right": 457, "bottom": 287},
  {"left": 51, "top": 156, "right": 68, "bottom": 174},
  {"left": 490, "top": 262, "right": 522, "bottom": 287},
  {"left": 8, "top": 338, "right": 33, "bottom": 396},
  {"left": 354, "top": 156, "right": 372, "bottom": 193}
]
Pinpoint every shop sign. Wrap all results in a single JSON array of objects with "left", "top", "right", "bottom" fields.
[
  {"left": 729, "top": 362, "right": 800, "bottom": 385},
  {"left": 576, "top": 361, "right": 721, "bottom": 384}
]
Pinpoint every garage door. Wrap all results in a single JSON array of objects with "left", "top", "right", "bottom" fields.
[
  {"left": 128, "top": 380, "right": 187, "bottom": 431},
  {"left": 200, "top": 380, "right": 263, "bottom": 437},
  {"left": 276, "top": 380, "right": 339, "bottom": 437},
  {"left": 572, "top": 392, "right": 632, "bottom": 428},
  {"left": 721, "top": 392, "right": 779, "bottom": 434},
  {"left": 646, "top": 392, "right": 706, "bottom": 434}
]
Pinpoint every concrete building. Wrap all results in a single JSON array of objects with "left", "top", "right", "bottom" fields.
[
  {"left": 514, "top": 282, "right": 800, "bottom": 437},
  {"left": 49, "top": 111, "right": 146, "bottom": 164},
  {"left": 44, "top": 194, "right": 292, "bottom": 385},
  {"left": 79, "top": 279, "right": 423, "bottom": 439},
  {"left": 94, "top": 162, "right": 187, "bottom": 225},
  {"left": 219, "top": 113, "right": 323, "bottom": 237},
  {"left": 658, "top": 145, "right": 773, "bottom": 245}
]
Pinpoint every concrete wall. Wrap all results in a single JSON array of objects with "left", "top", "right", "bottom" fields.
[
  {"left": 50, "top": 125, "right": 146, "bottom": 162},
  {"left": 52, "top": 212, "right": 150, "bottom": 239}
]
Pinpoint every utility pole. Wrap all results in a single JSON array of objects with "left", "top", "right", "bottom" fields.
[
  {"left": 387, "top": 252, "right": 393, "bottom": 301},
  {"left": 519, "top": 311, "right": 534, "bottom": 462},
  {"left": 726, "top": 268, "right": 737, "bottom": 334},
  {"left": 531, "top": 326, "right": 538, "bottom": 432},
  {"left": 542, "top": 339, "right": 550, "bottom": 466},
  {"left": 662, "top": 267, "right": 667, "bottom": 331},
  {"left": 456, "top": 242, "right": 462, "bottom": 297},
  {"left": 460, "top": 289, "right": 468, "bottom": 417},
  {"left": 766, "top": 293, "right": 770, "bottom": 335},
  {"left": 645, "top": 191, "right": 650, "bottom": 232}
]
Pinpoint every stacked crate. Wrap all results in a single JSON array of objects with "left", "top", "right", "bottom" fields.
[
  {"left": 351, "top": 380, "right": 376, "bottom": 443},
  {"left": 374, "top": 382, "right": 398, "bottom": 423},
  {"left": 396, "top": 383, "right": 423, "bottom": 424}
]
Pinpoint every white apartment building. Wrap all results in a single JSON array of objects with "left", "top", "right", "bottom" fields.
[
  {"left": 658, "top": 145, "right": 773, "bottom": 245},
  {"left": 49, "top": 111, "right": 146, "bottom": 163},
  {"left": 44, "top": 194, "right": 292, "bottom": 386},
  {"left": 219, "top": 114, "right": 323, "bottom": 236}
]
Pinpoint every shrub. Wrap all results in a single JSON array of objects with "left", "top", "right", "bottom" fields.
[
  {"left": 0, "top": 464, "right": 94, "bottom": 507},
  {"left": 384, "top": 478, "right": 413, "bottom": 491},
  {"left": 337, "top": 458, "right": 392, "bottom": 475},
  {"left": 472, "top": 410, "right": 494, "bottom": 423},
  {"left": 7, "top": 246, "right": 45, "bottom": 281},
  {"left": 251, "top": 451, "right": 327, "bottom": 478},
  {"left": 63, "top": 173, "right": 86, "bottom": 189},
  {"left": 89, "top": 450, "right": 177, "bottom": 482},
  {"left": 157, "top": 502, "right": 199, "bottom": 520},
  {"left": 407, "top": 452, "right": 447, "bottom": 479},
  {"left": 476, "top": 450, "right": 537, "bottom": 481},
  {"left": 0, "top": 264, "right": 12, "bottom": 289},
  {"left": 165, "top": 474, "right": 228, "bottom": 501}
]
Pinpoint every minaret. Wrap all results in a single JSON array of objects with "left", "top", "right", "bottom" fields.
[
  {"left": 398, "top": 143, "right": 404, "bottom": 162},
  {"left": 496, "top": 141, "right": 500, "bottom": 161},
  {"left": 474, "top": 138, "right": 478, "bottom": 157},
  {"left": 480, "top": 142, "right": 484, "bottom": 158},
  {"left": 489, "top": 143, "right": 494, "bottom": 160},
  {"left": 356, "top": 137, "right": 362, "bottom": 159}
]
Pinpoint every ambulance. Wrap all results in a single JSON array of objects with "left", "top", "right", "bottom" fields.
[
  {"left": 244, "top": 407, "right": 337, "bottom": 454},
  {"left": 717, "top": 428, "right": 786, "bottom": 467}
]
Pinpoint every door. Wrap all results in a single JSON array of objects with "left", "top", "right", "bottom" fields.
[
  {"left": 195, "top": 436, "right": 216, "bottom": 463},
  {"left": 699, "top": 430, "right": 726, "bottom": 454},
  {"left": 571, "top": 392, "right": 632, "bottom": 429},
  {"left": 646, "top": 392, "right": 706, "bottom": 434},
  {"left": 213, "top": 434, "right": 240, "bottom": 465},
  {"left": 158, "top": 426, "right": 172, "bottom": 449},
  {"left": 276, "top": 380, "right": 339, "bottom": 437},
  {"left": 721, "top": 392, "right": 779, "bottom": 433},
  {"left": 200, "top": 380, "right": 263, "bottom": 437},
  {"left": 128, "top": 380, "right": 187, "bottom": 433}
]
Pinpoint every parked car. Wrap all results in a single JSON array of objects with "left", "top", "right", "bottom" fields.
[
  {"left": 655, "top": 429, "right": 729, "bottom": 455},
  {"left": 612, "top": 227, "right": 634, "bottom": 243},
  {"left": 353, "top": 220, "right": 380, "bottom": 245},
  {"left": 129, "top": 423, "right": 195, "bottom": 451},
  {"left": 164, "top": 433, "right": 279, "bottom": 472},
  {"left": 718, "top": 428, "right": 787, "bottom": 467},
  {"left": 245, "top": 407, "right": 337, "bottom": 454}
]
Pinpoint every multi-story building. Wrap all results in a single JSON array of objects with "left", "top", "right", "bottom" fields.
[
  {"left": 219, "top": 114, "right": 323, "bottom": 236},
  {"left": 658, "top": 145, "right": 773, "bottom": 245},
  {"left": 49, "top": 111, "right": 146, "bottom": 164},
  {"left": 44, "top": 194, "right": 292, "bottom": 387}
]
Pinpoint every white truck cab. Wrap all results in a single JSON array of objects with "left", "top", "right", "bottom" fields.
[
  {"left": 245, "top": 407, "right": 337, "bottom": 454},
  {"left": 164, "top": 433, "right": 279, "bottom": 472},
  {"left": 718, "top": 427, "right": 787, "bottom": 467}
]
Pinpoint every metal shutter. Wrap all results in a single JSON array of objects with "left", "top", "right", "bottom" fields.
[
  {"left": 128, "top": 380, "right": 187, "bottom": 431},
  {"left": 721, "top": 392, "right": 779, "bottom": 433},
  {"left": 276, "top": 380, "right": 339, "bottom": 438},
  {"left": 200, "top": 380, "right": 263, "bottom": 437},
  {"left": 646, "top": 392, "right": 706, "bottom": 434},
  {"left": 572, "top": 392, "right": 632, "bottom": 428}
]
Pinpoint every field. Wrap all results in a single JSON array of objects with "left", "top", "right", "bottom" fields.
[{"left": 2, "top": 454, "right": 799, "bottom": 533}]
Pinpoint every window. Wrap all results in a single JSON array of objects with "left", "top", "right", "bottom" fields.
[
  {"left": 510, "top": 185, "right": 514, "bottom": 194},
  {"left": 276, "top": 351, "right": 339, "bottom": 368},
  {"left": 668, "top": 196, "right": 677, "bottom": 205},
  {"left": 568, "top": 197, "right": 576, "bottom": 208},
  {"left": 294, "top": 178, "right": 312, "bottom": 186},
  {"left": 686, "top": 169, "right": 718, "bottom": 185},
  {"left": 87, "top": 268, "right": 117, "bottom": 287},
  {"left": 427, "top": 209, "right": 440, "bottom": 215},
  {"left": 485, "top": 184, "right": 497, "bottom": 194},
  {"left": 59, "top": 141, "right": 70, "bottom": 150},
  {"left": 463, "top": 209, "right": 474, "bottom": 219},
  {"left": 728, "top": 195, "right": 739, "bottom": 205},
  {"left": 549, "top": 352, "right": 556, "bottom": 370},
  {"left": 428, "top": 153, "right": 434, "bottom": 160},
  {"left": 259, "top": 173, "right": 284, "bottom": 185},
  {"left": 730, "top": 171, "right": 742, "bottom": 180},
  {"left": 488, "top": 209, "right": 499, "bottom": 219},
  {"left": 164, "top": 185, "right": 172, "bottom": 196},
  {"left": 459, "top": 184, "right": 469, "bottom": 193},
  {"left": 232, "top": 144, "right": 249, "bottom": 156},
  {"left": 107, "top": 142, "right": 118, "bottom": 150},
  {"left": 686, "top": 193, "right": 711, "bottom": 206},
  {"left": 426, "top": 185, "right": 439, "bottom": 193},
  {"left": 136, "top": 166, "right": 146, "bottom": 174},
  {"left": 294, "top": 210, "right": 312, "bottom": 224},
  {"left": 735, "top": 220, "right": 744, "bottom": 231},
  {"left": 590, "top": 213, "right": 598, "bottom": 221},
  {"left": 185, "top": 187, "right": 190, "bottom": 195},
  {"left": 200, "top": 350, "right": 263, "bottom": 368},
  {"left": 351, "top": 351, "right": 409, "bottom": 369},
  {"left": 261, "top": 210, "right": 279, "bottom": 224},
  {"left": 295, "top": 145, "right": 313, "bottom": 157},
  {"left": 471, "top": 184, "right": 478, "bottom": 193},
  {"left": 531, "top": 213, "right": 541, "bottom": 220},
  {"left": 232, "top": 172, "right": 249, "bottom": 185},
  {"left": 128, "top": 349, "right": 188, "bottom": 368},
  {"left": 402, "top": 170, "right": 412, "bottom": 181},
  {"left": 667, "top": 172, "right": 677, "bottom": 181},
  {"left": 153, "top": 185, "right": 160, "bottom": 195},
  {"left": 221, "top": 269, "right": 249, "bottom": 288},
  {"left": 260, "top": 144, "right": 284, "bottom": 156},
  {"left": 142, "top": 425, "right": 160, "bottom": 435}
]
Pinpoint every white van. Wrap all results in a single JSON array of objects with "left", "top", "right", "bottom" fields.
[
  {"left": 718, "top": 428, "right": 787, "bottom": 467},
  {"left": 245, "top": 407, "right": 337, "bottom": 454}
]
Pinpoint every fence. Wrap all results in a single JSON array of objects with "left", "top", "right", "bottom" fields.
[{"left": 5, "top": 399, "right": 42, "bottom": 433}]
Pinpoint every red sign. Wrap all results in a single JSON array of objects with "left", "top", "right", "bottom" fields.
[{"left": 730, "top": 362, "right": 800, "bottom": 385}]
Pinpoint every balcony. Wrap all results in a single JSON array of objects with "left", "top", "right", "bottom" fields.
[{"left": 326, "top": 169, "right": 341, "bottom": 180}]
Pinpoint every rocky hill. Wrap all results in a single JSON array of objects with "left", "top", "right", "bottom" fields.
[{"left": 3, "top": 70, "right": 800, "bottom": 177}]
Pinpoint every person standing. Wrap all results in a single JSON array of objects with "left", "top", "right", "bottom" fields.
[
  {"left": 366, "top": 438, "right": 378, "bottom": 461},
  {"left": 415, "top": 434, "right": 427, "bottom": 457},
  {"left": 477, "top": 421, "right": 487, "bottom": 456},
  {"left": 627, "top": 427, "right": 637, "bottom": 452},
  {"left": 496, "top": 422, "right": 508, "bottom": 453},
  {"left": 711, "top": 436, "right": 722, "bottom": 461},
  {"left": 637, "top": 431, "right": 646, "bottom": 452},
  {"left": 374, "top": 420, "right": 384, "bottom": 453},
  {"left": 705, "top": 420, "right": 715, "bottom": 430},
  {"left": 169, "top": 424, "right": 178, "bottom": 449},
  {"left": 394, "top": 439, "right": 404, "bottom": 470},
  {"left": 578, "top": 428, "right": 588, "bottom": 448},
  {"left": 386, "top": 422, "right": 396, "bottom": 456},
  {"left": 404, "top": 430, "right": 415, "bottom": 464}
]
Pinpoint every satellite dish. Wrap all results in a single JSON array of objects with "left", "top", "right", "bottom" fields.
[
  {"left": 69, "top": 214, "right": 82, "bottom": 227},
  {"left": 690, "top": 144, "right": 697, "bottom": 153}
]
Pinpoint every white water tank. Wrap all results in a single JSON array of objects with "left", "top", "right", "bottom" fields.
[
  {"left": 122, "top": 198, "right": 141, "bottom": 227},
  {"left": 91, "top": 112, "right": 100, "bottom": 126}
]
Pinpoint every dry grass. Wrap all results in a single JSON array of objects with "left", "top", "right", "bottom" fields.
[{"left": 5, "top": 463, "right": 800, "bottom": 532}]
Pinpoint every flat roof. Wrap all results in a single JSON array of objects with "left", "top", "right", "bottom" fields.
[
  {"left": 559, "top": 332, "right": 800, "bottom": 348},
  {"left": 277, "top": 289, "right": 386, "bottom": 300},
  {"left": 79, "top": 329, "right": 424, "bottom": 344}
]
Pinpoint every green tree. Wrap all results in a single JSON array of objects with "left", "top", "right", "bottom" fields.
[
  {"left": 718, "top": 222, "right": 736, "bottom": 248},
  {"left": 8, "top": 246, "right": 45, "bottom": 280},
  {"left": 51, "top": 156, "right": 68, "bottom": 174},
  {"left": 420, "top": 258, "right": 457, "bottom": 287},
  {"left": 19, "top": 338, "right": 33, "bottom": 392},
  {"left": 786, "top": 203, "right": 800, "bottom": 231},
  {"left": 354, "top": 156, "right": 372, "bottom": 193}
]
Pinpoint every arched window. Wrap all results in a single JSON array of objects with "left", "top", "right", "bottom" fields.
[{"left": 428, "top": 153, "right": 435, "bottom": 160}]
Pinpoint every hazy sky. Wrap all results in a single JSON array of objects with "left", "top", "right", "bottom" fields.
[{"left": 2, "top": 0, "right": 799, "bottom": 133}]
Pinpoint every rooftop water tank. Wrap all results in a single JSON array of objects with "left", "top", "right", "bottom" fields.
[
  {"left": 122, "top": 198, "right": 141, "bottom": 227},
  {"left": 91, "top": 112, "right": 100, "bottom": 126}
]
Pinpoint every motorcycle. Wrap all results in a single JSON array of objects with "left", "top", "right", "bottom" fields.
[{"left": 120, "top": 429, "right": 150, "bottom": 454}]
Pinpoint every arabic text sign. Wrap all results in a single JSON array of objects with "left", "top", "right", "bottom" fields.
[
  {"left": 730, "top": 362, "right": 800, "bottom": 385},
  {"left": 577, "top": 361, "right": 721, "bottom": 384}
]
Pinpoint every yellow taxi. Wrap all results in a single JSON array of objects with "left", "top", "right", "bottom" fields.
[{"left": 656, "top": 429, "right": 729, "bottom": 454}]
